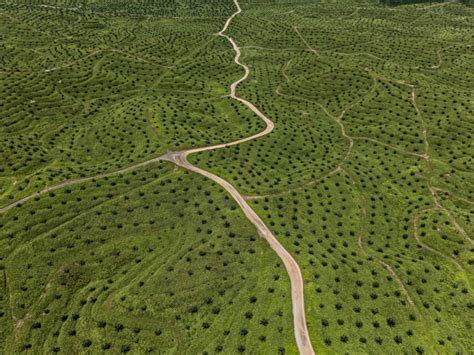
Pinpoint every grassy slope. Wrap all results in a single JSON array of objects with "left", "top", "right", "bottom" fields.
[
  {"left": 0, "top": 1, "right": 264, "bottom": 205},
  {"left": 0, "top": 162, "right": 296, "bottom": 353},
  {"left": 191, "top": 0, "right": 474, "bottom": 353},
  {"left": 0, "top": 1, "right": 289, "bottom": 353},
  {"left": 1, "top": 0, "right": 473, "bottom": 354}
]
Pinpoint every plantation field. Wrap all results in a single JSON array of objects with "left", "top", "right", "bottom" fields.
[
  {"left": 1, "top": 0, "right": 473, "bottom": 354},
  {"left": 191, "top": 0, "right": 473, "bottom": 353},
  {"left": 0, "top": 162, "right": 296, "bottom": 354}
]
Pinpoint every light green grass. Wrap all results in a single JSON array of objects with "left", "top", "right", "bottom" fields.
[
  {"left": 1, "top": 0, "right": 473, "bottom": 354},
  {"left": 0, "top": 162, "right": 296, "bottom": 354}
]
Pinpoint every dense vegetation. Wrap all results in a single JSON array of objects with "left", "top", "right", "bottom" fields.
[
  {"left": 191, "top": 0, "right": 473, "bottom": 353},
  {"left": 0, "top": 163, "right": 296, "bottom": 353},
  {"left": 1, "top": 0, "right": 472, "bottom": 353}
]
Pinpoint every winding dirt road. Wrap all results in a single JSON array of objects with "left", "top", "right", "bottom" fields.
[{"left": 162, "top": 1, "right": 315, "bottom": 353}]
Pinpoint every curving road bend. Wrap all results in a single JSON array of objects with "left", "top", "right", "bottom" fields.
[{"left": 161, "top": 0, "right": 315, "bottom": 354}]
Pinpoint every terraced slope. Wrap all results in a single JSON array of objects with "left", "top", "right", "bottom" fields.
[
  {"left": 0, "top": 0, "right": 263, "bottom": 205},
  {"left": 191, "top": 0, "right": 474, "bottom": 353},
  {"left": 1, "top": 1, "right": 298, "bottom": 354},
  {"left": 1, "top": 0, "right": 473, "bottom": 354},
  {"left": 1, "top": 162, "right": 298, "bottom": 354}
]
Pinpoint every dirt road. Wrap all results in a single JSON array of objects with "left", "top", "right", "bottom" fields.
[
  {"left": 162, "top": 1, "right": 315, "bottom": 353},
  {"left": 0, "top": 157, "right": 164, "bottom": 214}
]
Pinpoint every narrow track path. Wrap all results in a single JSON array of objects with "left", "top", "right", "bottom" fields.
[
  {"left": 294, "top": 26, "right": 320, "bottom": 57},
  {"left": 162, "top": 1, "right": 315, "bottom": 353},
  {"left": 0, "top": 157, "right": 164, "bottom": 214}
]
